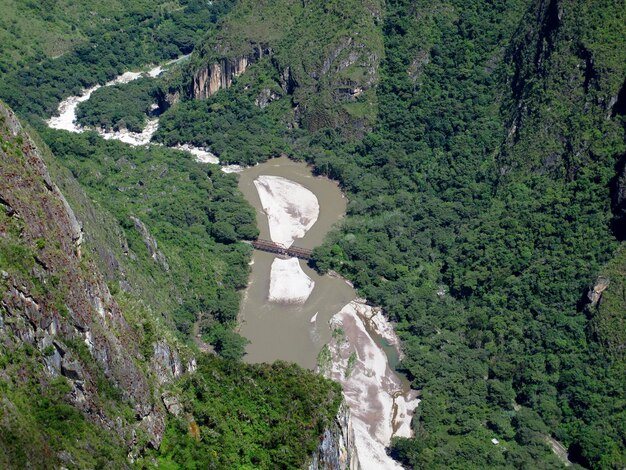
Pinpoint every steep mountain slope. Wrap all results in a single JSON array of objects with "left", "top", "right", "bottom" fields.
[
  {"left": 0, "top": 100, "right": 345, "bottom": 468},
  {"left": 0, "top": 101, "right": 170, "bottom": 467},
  {"left": 188, "top": 0, "right": 384, "bottom": 133}
]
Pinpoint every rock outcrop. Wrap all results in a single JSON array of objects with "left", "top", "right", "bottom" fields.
[
  {"left": 188, "top": 0, "right": 383, "bottom": 134},
  {"left": 588, "top": 276, "right": 610, "bottom": 307},
  {"left": 192, "top": 45, "right": 272, "bottom": 99},
  {"left": 309, "top": 402, "right": 360, "bottom": 470},
  {"left": 130, "top": 215, "right": 170, "bottom": 271},
  {"left": 0, "top": 102, "right": 189, "bottom": 461}
]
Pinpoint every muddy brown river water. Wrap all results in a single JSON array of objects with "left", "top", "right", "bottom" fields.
[
  {"left": 237, "top": 156, "right": 356, "bottom": 369},
  {"left": 237, "top": 157, "right": 418, "bottom": 469},
  {"left": 47, "top": 61, "right": 418, "bottom": 468}
]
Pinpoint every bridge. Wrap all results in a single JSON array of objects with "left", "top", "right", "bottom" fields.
[{"left": 251, "top": 239, "right": 313, "bottom": 260}]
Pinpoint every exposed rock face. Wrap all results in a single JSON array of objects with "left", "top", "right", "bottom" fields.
[
  {"left": 255, "top": 87, "right": 280, "bottom": 108},
  {"left": 130, "top": 215, "right": 170, "bottom": 271},
  {"left": 162, "top": 393, "right": 183, "bottom": 417},
  {"left": 0, "top": 102, "right": 186, "bottom": 457},
  {"left": 188, "top": 0, "right": 383, "bottom": 134},
  {"left": 408, "top": 49, "right": 430, "bottom": 83},
  {"left": 151, "top": 340, "right": 183, "bottom": 385},
  {"left": 588, "top": 276, "right": 610, "bottom": 307},
  {"left": 309, "top": 402, "right": 360, "bottom": 470},
  {"left": 192, "top": 45, "right": 272, "bottom": 99}
]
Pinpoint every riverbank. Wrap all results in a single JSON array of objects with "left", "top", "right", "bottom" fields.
[
  {"left": 46, "top": 55, "right": 218, "bottom": 161},
  {"left": 321, "top": 300, "right": 419, "bottom": 470},
  {"left": 237, "top": 158, "right": 418, "bottom": 469}
]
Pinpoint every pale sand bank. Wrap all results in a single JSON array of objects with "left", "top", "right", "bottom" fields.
[
  {"left": 321, "top": 301, "right": 419, "bottom": 470},
  {"left": 268, "top": 258, "right": 315, "bottom": 304},
  {"left": 253, "top": 175, "right": 319, "bottom": 248}
]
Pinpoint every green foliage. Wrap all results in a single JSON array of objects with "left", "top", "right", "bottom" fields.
[
  {"left": 41, "top": 127, "right": 256, "bottom": 335},
  {"left": 0, "top": 0, "right": 236, "bottom": 120},
  {"left": 0, "top": 344, "right": 128, "bottom": 469},
  {"left": 155, "top": 69, "right": 291, "bottom": 165},
  {"left": 76, "top": 78, "right": 158, "bottom": 132},
  {"left": 151, "top": 356, "right": 342, "bottom": 469},
  {"left": 302, "top": 0, "right": 626, "bottom": 467},
  {"left": 204, "top": 323, "right": 249, "bottom": 361}
]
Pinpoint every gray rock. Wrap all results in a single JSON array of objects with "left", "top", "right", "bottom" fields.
[
  {"left": 152, "top": 341, "right": 183, "bottom": 385},
  {"left": 61, "top": 358, "right": 84, "bottom": 381},
  {"left": 162, "top": 393, "right": 183, "bottom": 417},
  {"left": 255, "top": 88, "right": 280, "bottom": 109},
  {"left": 309, "top": 402, "right": 359, "bottom": 470},
  {"left": 588, "top": 276, "right": 610, "bottom": 306},
  {"left": 129, "top": 215, "right": 170, "bottom": 272}
]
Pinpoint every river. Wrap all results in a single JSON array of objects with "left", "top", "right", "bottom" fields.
[
  {"left": 47, "top": 63, "right": 419, "bottom": 470},
  {"left": 237, "top": 157, "right": 419, "bottom": 469},
  {"left": 237, "top": 157, "right": 354, "bottom": 368}
]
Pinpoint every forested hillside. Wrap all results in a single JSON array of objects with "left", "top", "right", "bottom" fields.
[
  {"left": 309, "top": 0, "right": 626, "bottom": 467},
  {"left": 0, "top": 1, "right": 342, "bottom": 468},
  {"left": 1, "top": 0, "right": 625, "bottom": 468},
  {"left": 171, "top": 0, "right": 626, "bottom": 466},
  {"left": 0, "top": 0, "right": 236, "bottom": 119}
]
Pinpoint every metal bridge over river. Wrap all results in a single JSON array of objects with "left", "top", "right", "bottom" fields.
[{"left": 250, "top": 239, "right": 313, "bottom": 260}]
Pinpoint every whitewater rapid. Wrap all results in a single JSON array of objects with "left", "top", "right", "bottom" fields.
[{"left": 46, "top": 55, "right": 215, "bottom": 163}]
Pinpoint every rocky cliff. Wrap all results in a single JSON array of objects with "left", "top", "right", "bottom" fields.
[
  {"left": 188, "top": 0, "right": 383, "bottom": 134},
  {"left": 0, "top": 102, "right": 192, "bottom": 466},
  {"left": 192, "top": 45, "right": 272, "bottom": 99},
  {"left": 308, "top": 402, "right": 360, "bottom": 470}
]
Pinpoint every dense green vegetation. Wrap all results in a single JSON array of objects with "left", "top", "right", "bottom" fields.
[
  {"left": 190, "top": 0, "right": 383, "bottom": 132},
  {"left": 155, "top": 61, "right": 292, "bottom": 165},
  {"left": 147, "top": 356, "right": 342, "bottom": 469},
  {"left": 307, "top": 0, "right": 626, "bottom": 468},
  {"left": 0, "top": 0, "right": 236, "bottom": 121},
  {"left": 158, "top": 0, "right": 626, "bottom": 466},
  {"left": 42, "top": 127, "right": 256, "bottom": 343},
  {"left": 76, "top": 78, "right": 159, "bottom": 133},
  {"left": 2, "top": 0, "right": 626, "bottom": 467}
]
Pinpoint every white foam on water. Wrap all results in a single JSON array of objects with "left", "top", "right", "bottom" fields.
[
  {"left": 173, "top": 143, "right": 220, "bottom": 164},
  {"left": 47, "top": 56, "right": 194, "bottom": 150}
]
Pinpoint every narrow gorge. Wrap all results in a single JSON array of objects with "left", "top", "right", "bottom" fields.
[
  {"left": 2, "top": 0, "right": 625, "bottom": 468},
  {"left": 41, "top": 57, "right": 419, "bottom": 468}
]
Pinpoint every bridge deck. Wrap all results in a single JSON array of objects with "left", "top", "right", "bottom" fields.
[{"left": 251, "top": 239, "right": 313, "bottom": 260}]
